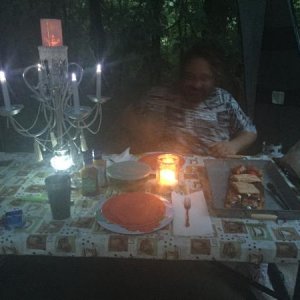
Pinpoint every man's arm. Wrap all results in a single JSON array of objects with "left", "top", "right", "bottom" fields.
[{"left": 208, "top": 131, "right": 257, "bottom": 157}]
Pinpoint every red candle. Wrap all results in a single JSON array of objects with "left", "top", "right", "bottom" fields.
[{"left": 40, "top": 19, "right": 63, "bottom": 47}]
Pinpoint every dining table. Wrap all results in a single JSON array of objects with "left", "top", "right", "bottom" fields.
[{"left": 0, "top": 150, "right": 300, "bottom": 299}]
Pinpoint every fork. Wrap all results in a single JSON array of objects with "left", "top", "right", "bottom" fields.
[{"left": 184, "top": 197, "right": 191, "bottom": 227}]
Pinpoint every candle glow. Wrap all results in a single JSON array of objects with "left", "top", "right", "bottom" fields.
[
  {"left": 37, "top": 64, "right": 43, "bottom": 93},
  {"left": 71, "top": 73, "right": 77, "bottom": 82},
  {"left": 96, "top": 64, "right": 102, "bottom": 73},
  {"left": 0, "top": 70, "right": 12, "bottom": 111},
  {"left": 159, "top": 169, "right": 177, "bottom": 185},
  {"left": 40, "top": 19, "right": 63, "bottom": 47},
  {"left": 157, "top": 154, "right": 179, "bottom": 186},
  {"left": 71, "top": 73, "right": 80, "bottom": 114},
  {"left": 0, "top": 71, "right": 6, "bottom": 82},
  {"left": 50, "top": 153, "right": 73, "bottom": 171},
  {"left": 96, "top": 63, "right": 102, "bottom": 100}
]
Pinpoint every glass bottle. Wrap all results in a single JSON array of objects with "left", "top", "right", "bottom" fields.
[
  {"left": 81, "top": 150, "right": 99, "bottom": 196},
  {"left": 92, "top": 149, "right": 107, "bottom": 189}
]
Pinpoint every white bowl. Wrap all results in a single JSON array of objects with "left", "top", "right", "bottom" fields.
[{"left": 106, "top": 161, "right": 151, "bottom": 181}]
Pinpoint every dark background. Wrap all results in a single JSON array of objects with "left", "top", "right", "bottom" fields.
[
  {"left": 0, "top": 0, "right": 244, "bottom": 153},
  {"left": 1, "top": 0, "right": 300, "bottom": 154}
]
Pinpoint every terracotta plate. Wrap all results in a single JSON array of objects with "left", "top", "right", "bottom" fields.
[{"left": 96, "top": 192, "right": 173, "bottom": 234}]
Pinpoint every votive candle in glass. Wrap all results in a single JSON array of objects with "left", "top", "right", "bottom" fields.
[{"left": 156, "top": 154, "right": 179, "bottom": 186}]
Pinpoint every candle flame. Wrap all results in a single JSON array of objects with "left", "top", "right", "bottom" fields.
[
  {"left": 50, "top": 149, "right": 73, "bottom": 171},
  {"left": 71, "top": 73, "right": 77, "bottom": 82},
  {"left": 50, "top": 154, "right": 73, "bottom": 171},
  {"left": 0, "top": 71, "right": 6, "bottom": 82},
  {"left": 159, "top": 169, "right": 177, "bottom": 186},
  {"left": 96, "top": 64, "right": 102, "bottom": 73},
  {"left": 157, "top": 153, "right": 179, "bottom": 186},
  {"left": 48, "top": 34, "right": 62, "bottom": 47},
  {"left": 40, "top": 19, "right": 63, "bottom": 47}
]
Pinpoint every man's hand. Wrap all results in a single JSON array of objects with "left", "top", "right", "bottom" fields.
[{"left": 208, "top": 131, "right": 257, "bottom": 157}]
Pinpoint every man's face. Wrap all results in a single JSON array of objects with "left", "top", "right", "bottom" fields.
[{"left": 181, "top": 57, "right": 216, "bottom": 104}]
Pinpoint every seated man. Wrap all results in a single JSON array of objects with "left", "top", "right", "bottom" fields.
[
  {"left": 100, "top": 44, "right": 265, "bottom": 297},
  {"left": 107, "top": 43, "right": 257, "bottom": 156}
]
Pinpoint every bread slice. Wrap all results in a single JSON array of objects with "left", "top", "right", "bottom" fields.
[
  {"left": 231, "top": 174, "right": 261, "bottom": 183},
  {"left": 225, "top": 165, "right": 264, "bottom": 209},
  {"left": 232, "top": 181, "right": 260, "bottom": 194}
]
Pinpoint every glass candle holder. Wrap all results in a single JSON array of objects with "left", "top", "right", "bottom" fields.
[{"left": 156, "top": 154, "right": 179, "bottom": 186}]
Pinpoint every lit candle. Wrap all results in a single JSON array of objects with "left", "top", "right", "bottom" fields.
[
  {"left": 50, "top": 151, "right": 73, "bottom": 171},
  {"left": 40, "top": 19, "right": 63, "bottom": 47},
  {"left": 37, "top": 64, "right": 43, "bottom": 93},
  {"left": 0, "top": 71, "right": 12, "bottom": 111},
  {"left": 157, "top": 154, "right": 179, "bottom": 186},
  {"left": 96, "top": 63, "right": 101, "bottom": 100},
  {"left": 71, "top": 73, "right": 80, "bottom": 114},
  {"left": 159, "top": 169, "right": 177, "bottom": 185}
]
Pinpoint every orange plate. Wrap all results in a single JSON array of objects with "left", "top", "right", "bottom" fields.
[{"left": 97, "top": 192, "right": 173, "bottom": 234}]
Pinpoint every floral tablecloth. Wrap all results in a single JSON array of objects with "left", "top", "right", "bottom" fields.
[{"left": 1, "top": 152, "right": 300, "bottom": 265}]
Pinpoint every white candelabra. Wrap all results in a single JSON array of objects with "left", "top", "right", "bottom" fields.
[{"left": 0, "top": 19, "right": 109, "bottom": 170}]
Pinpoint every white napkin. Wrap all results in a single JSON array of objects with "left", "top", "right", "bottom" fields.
[
  {"left": 104, "top": 147, "right": 136, "bottom": 167},
  {"left": 172, "top": 191, "right": 214, "bottom": 236}
]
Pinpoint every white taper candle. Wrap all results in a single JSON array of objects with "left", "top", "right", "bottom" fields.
[
  {"left": 96, "top": 64, "right": 101, "bottom": 100},
  {"left": 37, "top": 64, "right": 43, "bottom": 94},
  {"left": 71, "top": 73, "right": 80, "bottom": 114},
  {"left": 0, "top": 71, "right": 12, "bottom": 111}
]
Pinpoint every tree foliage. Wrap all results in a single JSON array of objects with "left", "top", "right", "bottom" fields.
[
  {"left": 292, "top": 0, "right": 300, "bottom": 27},
  {"left": 0, "top": 0, "right": 242, "bottom": 97}
]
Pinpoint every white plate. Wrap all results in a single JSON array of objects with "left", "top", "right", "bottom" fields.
[
  {"left": 106, "top": 161, "right": 151, "bottom": 181},
  {"left": 96, "top": 193, "right": 173, "bottom": 235}
]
